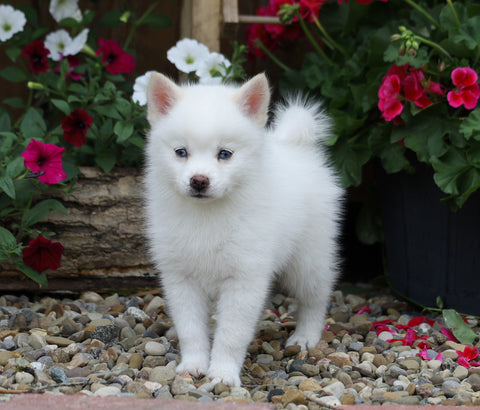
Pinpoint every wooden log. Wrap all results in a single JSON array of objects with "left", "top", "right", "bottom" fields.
[{"left": 1, "top": 167, "right": 157, "bottom": 291}]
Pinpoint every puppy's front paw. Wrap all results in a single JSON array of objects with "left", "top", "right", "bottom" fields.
[
  {"left": 176, "top": 355, "right": 209, "bottom": 378},
  {"left": 286, "top": 332, "right": 319, "bottom": 351},
  {"left": 207, "top": 364, "right": 241, "bottom": 387}
]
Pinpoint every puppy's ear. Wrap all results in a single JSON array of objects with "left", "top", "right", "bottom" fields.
[
  {"left": 234, "top": 73, "right": 270, "bottom": 127},
  {"left": 147, "top": 73, "right": 182, "bottom": 125}
]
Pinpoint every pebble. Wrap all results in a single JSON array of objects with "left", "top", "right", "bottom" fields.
[{"left": 0, "top": 289, "right": 477, "bottom": 408}]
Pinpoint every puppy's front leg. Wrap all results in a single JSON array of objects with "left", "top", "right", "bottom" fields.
[
  {"left": 207, "top": 277, "right": 269, "bottom": 386},
  {"left": 163, "top": 277, "right": 210, "bottom": 377}
]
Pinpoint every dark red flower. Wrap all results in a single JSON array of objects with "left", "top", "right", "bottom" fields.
[
  {"left": 22, "top": 237, "right": 64, "bottom": 273},
  {"left": 447, "top": 67, "right": 480, "bottom": 110},
  {"left": 21, "top": 139, "right": 67, "bottom": 185},
  {"left": 21, "top": 40, "right": 50, "bottom": 74},
  {"left": 61, "top": 109, "right": 93, "bottom": 147},
  {"left": 96, "top": 39, "right": 135, "bottom": 75}
]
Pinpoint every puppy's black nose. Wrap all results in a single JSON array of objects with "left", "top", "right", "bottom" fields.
[{"left": 190, "top": 175, "right": 210, "bottom": 192}]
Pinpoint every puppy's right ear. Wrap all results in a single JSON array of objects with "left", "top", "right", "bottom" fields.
[{"left": 147, "top": 73, "right": 182, "bottom": 125}]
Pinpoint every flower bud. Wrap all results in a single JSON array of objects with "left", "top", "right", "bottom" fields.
[
  {"left": 120, "top": 11, "right": 131, "bottom": 23},
  {"left": 391, "top": 34, "right": 401, "bottom": 41},
  {"left": 27, "top": 81, "right": 44, "bottom": 90}
]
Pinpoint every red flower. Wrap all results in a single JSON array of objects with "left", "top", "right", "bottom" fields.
[
  {"left": 299, "top": 0, "right": 326, "bottom": 22},
  {"left": 96, "top": 39, "right": 135, "bottom": 75},
  {"left": 21, "top": 40, "right": 50, "bottom": 75},
  {"left": 22, "top": 237, "right": 64, "bottom": 273},
  {"left": 378, "top": 64, "right": 443, "bottom": 122},
  {"left": 21, "top": 139, "right": 67, "bottom": 185},
  {"left": 457, "top": 345, "right": 479, "bottom": 361},
  {"left": 61, "top": 109, "right": 92, "bottom": 147},
  {"left": 408, "top": 316, "right": 436, "bottom": 327},
  {"left": 447, "top": 67, "right": 480, "bottom": 110}
]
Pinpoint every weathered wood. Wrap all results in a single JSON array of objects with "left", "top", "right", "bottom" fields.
[
  {"left": 181, "top": 0, "right": 222, "bottom": 51},
  {"left": 1, "top": 167, "right": 157, "bottom": 290}
]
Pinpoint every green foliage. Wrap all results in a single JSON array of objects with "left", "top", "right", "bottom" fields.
[
  {"left": 252, "top": 0, "right": 480, "bottom": 242},
  {"left": 443, "top": 309, "right": 478, "bottom": 344},
  {"left": 0, "top": 3, "right": 169, "bottom": 285}
]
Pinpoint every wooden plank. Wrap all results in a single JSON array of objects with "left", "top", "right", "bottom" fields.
[
  {"left": 222, "top": 0, "right": 239, "bottom": 23},
  {"left": 181, "top": 0, "right": 221, "bottom": 52}
]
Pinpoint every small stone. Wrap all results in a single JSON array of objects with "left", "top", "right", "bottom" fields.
[
  {"left": 298, "top": 378, "right": 321, "bottom": 392},
  {"left": 93, "top": 386, "right": 121, "bottom": 396},
  {"left": 267, "top": 388, "right": 284, "bottom": 402},
  {"left": 281, "top": 390, "right": 307, "bottom": 405},
  {"left": 126, "top": 306, "right": 150, "bottom": 322},
  {"left": 91, "top": 325, "right": 120, "bottom": 344},
  {"left": 145, "top": 341, "right": 167, "bottom": 356},
  {"left": 145, "top": 296, "right": 166, "bottom": 314},
  {"left": 49, "top": 366, "right": 68, "bottom": 383},
  {"left": 81, "top": 292, "right": 104, "bottom": 304},
  {"left": 453, "top": 364, "right": 469, "bottom": 380},
  {"left": 327, "top": 352, "right": 353, "bottom": 367},
  {"left": 284, "top": 344, "right": 301, "bottom": 357},
  {"left": 45, "top": 336, "right": 74, "bottom": 346},
  {"left": 340, "top": 393, "right": 356, "bottom": 405},
  {"left": 214, "top": 382, "right": 230, "bottom": 395},
  {"left": 315, "top": 396, "right": 342, "bottom": 407},
  {"left": 150, "top": 366, "right": 176, "bottom": 383},
  {"left": 15, "top": 371, "right": 34, "bottom": 385},
  {"left": 398, "top": 358, "right": 420, "bottom": 371},
  {"left": 323, "top": 381, "right": 346, "bottom": 398},
  {"left": 300, "top": 363, "right": 319, "bottom": 376},
  {"left": 103, "top": 294, "right": 120, "bottom": 307},
  {"left": 129, "top": 353, "right": 143, "bottom": 370},
  {"left": 442, "top": 380, "right": 462, "bottom": 397},
  {"left": 171, "top": 375, "right": 196, "bottom": 395},
  {"left": 0, "top": 351, "right": 15, "bottom": 365}
]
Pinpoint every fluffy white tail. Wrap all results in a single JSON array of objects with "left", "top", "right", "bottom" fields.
[{"left": 271, "top": 97, "right": 331, "bottom": 146}]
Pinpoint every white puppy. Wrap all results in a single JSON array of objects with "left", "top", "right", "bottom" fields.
[{"left": 144, "top": 73, "right": 343, "bottom": 387}]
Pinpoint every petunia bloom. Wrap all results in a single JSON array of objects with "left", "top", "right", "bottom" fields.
[
  {"left": 96, "top": 39, "right": 135, "bottom": 75},
  {"left": 0, "top": 5, "right": 26, "bottom": 42},
  {"left": 61, "top": 109, "right": 92, "bottom": 147},
  {"left": 45, "top": 28, "right": 89, "bottom": 61},
  {"left": 447, "top": 67, "right": 480, "bottom": 110},
  {"left": 21, "top": 40, "right": 50, "bottom": 74},
  {"left": 21, "top": 139, "right": 67, "bottom": 185},
  {"left": 23, "top": 237, "right": 64, "bottom": 273},
  {"left": 49, "top": 0, "right": 82, "bottom": 22},
  {"left": 166, "top": 38, "right": 209, "bottom": 74},
  {"left": 298, "top": 0, "right": 326, "bottom": 22},
  {"left": 196, "top": 52, "right": 231, "bottom": 85},
  {"left": 132, "top": 71, "right": 154, "bottom": 105}
]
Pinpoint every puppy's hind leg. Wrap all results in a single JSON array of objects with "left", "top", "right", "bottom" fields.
[{"left": 283, "top": 246, "right": 338, "bottom": 350}]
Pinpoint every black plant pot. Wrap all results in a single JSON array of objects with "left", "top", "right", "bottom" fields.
[{"left": 377, "top": 161, "right": 480, "bottom": 315}]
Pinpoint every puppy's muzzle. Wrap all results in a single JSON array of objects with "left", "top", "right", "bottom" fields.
[{"left": 190, "top": 175, "right": 210, "bottom": 194}]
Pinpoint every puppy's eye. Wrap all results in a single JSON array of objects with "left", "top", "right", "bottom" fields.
[
  {"left": 217, "top": 149, "right": 233, "bottom": 160},
  {"left": 175, "top": 148, "right": 188, "bottom": 158}
]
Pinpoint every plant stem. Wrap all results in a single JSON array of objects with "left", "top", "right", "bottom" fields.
[
  {"left": 255, "top": 40, "right": 292, "bottom": 72},
  {"left": 446, "top": 0, "right": 461, "bottom": 28},
  {"left": 312, "top": 15, "right": 347, "bottom": 57},
  {"left": 414, "top": 34, "right": 452, "bottom": 60},
  {"left": 403, "top": 0, "right": 441, "bottom": 29},
  {"left": 297, "top": 12, "right": 333, "bottom": 65}
]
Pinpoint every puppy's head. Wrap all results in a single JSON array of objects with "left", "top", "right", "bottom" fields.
[{"left": 146, "top": 73, "right": 270, "bottom": 201}]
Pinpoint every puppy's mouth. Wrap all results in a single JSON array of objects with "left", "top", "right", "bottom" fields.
[{"left": 190, "top": 192, "right": 211, "bottom": 199}]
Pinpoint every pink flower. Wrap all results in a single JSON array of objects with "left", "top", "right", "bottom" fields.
[
  {"left": 447, "top": 67, "right": 480, "bottom": 110},
  {"left": 408, "top": 316, "right": 436, "bottom": 327},
  {"left": 96, "top": 39, "right": 135, "bottom": 75},
  {"left": 298, "top": 0, "right": 326, "bottom": 22},
  {"left": 356, "top": 306, "right": 371, "bottom": 315},
  {"left": 23, "top": 237, "right": 64, "bottom": 273},
  {"left": 21, "top": 139, "right": 67, "bottom": 185},
  {"left": 457, "top": 345, "right": 479, "bottom": 361},
  {"left": 378, "top": 74, "right": 403, "bottom": 121}
]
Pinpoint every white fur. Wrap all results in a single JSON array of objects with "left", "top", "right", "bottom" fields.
[{"left": 144, "top": 73, "right": 343, "bottom": 387}]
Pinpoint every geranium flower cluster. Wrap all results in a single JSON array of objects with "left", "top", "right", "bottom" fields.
[
  {"left": 0, "top": 0, "right": 150, "bottom": 281},
  {"left": 379, "top": 64, "right": 480, "bottom": 123}
]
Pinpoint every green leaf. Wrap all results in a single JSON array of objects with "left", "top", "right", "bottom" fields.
[
  {"left": 0, "top": 66, "right": 28, "bottom": 82},
  {"left": 0, "top": 177, "right": 15, "bottom": 199},
  {"left": 93, "top": 105, "right": 122, "bottom": 120},
  {"left": 0, "top": 113, "right": 11, "bottom": 131},
  {"left": 5, "top": 47, "right": 21, "bottom": 62},
  {"left": 436, "top": 296, "right": 444, "bottom": 310},
  {"left": 21, "top": 199, "right": 68, "bottom": 228},
  {"left": 51, "top": 99, "right": 71, "bottom": 115},
  {"left": 3, "top": 97, "right": 26, "bottom": 109},
  {"left": 460, "top": 108, "right": 480, "bottom": 140},
  {"left": 442, "top": 309, "right": 477, "bottom": 345},
  {"left": 6, "top": 157, "right": 25, "bottom": 179},
  {"left": 95, "top": 151, "right": 117, "bottom": 173},
  {"left": 100, "top": 9, "right": 124, "bottom": 28},
  {"left": 114, "top": 121, "right": 134, "bottom": 143},
  {"left": 15, "top": 260, "right": 48, "bottom": 287},
  {"left": 20, "top": 107, "right": 46, "bottom": 140},
  {"left": 452, "top": 16, "right": 480, "bottom": 50},
  {"left": 140, "top": 13, "right": 172, "bottom": 28},
  {"left": 330, "top": 137, "right": 371, "bottom": 187},
  {"left": 0, "top": 227, "right": 17, "bottom": 251}
]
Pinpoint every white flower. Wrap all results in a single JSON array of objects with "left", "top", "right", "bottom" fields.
[
  {"left": 0, "top": 5, "right": 26, "bottom": 42},
  {"left": 197, "top": 52, "right": 231, "bottom": 85},
  {"left": 49, "top": 0, "right": 82, "bottom": 23},
  {"left": 132, "top": 71, "right": 155, "bottom": 105},
  {"left": 167, "top": 38, "right": 209, "bottom": 74},
  {"left": 45, "top": 28, "right": 89, "bottom": 61}
]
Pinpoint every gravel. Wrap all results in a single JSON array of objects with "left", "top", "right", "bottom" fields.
[{"left": 0, "top": 286, "right": 479, "bottom": 408}]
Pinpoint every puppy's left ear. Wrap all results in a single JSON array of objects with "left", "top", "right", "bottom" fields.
[{"left": 234, "top": 73, "right": 270, "bottom": 127}]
